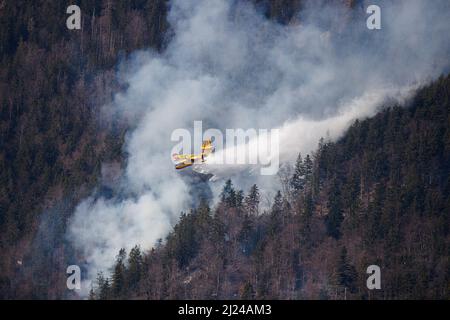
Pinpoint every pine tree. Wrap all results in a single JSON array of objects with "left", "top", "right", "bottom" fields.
[
  {"left": 272, "top": 191, "right": 283, "bottom": 215},
  {"left": 291, "top": 153, "right": 306, "bottom": 191},
  {"left": 336, "top": 247, "right": 357, "bottom": 293},
  {"left": 169, "top": 212, "right": 198, "bottom": 268},
  {"left": 239, "top": 212, "right": 254, "bottom": 255},
  {"left": 127, "top": 245, "right": 143, "bottom": 291},
  {"left": 89, "top": 287, "right": 96, "bottom": 300},
  {"left": 299, "top": 191, "right": 314, "bottom": 244},
  {"left": 236, "top": 190, "right": 244, "bottom": 208},
  {"left": 269, "top": 191, "right": 284, "bottom": 235},
  {"left": 304, "top": 154, "right": 313, "bottom": 185},
  {"left": 111, "top": 248, "right": 126, "bottom": 298},
  {"left": 244, "top": 184, "right": 260, "bottom": 215},
  {"left": 325, "top": 180, "right": 344, "bottom": 239},
  {"left": 221, "top": 179, "right": 236, "bottom": 207},
  {"left": 196, "top": 199, "right": 212, "bottom": 231},
  {"left": 96, "top": 272, "right": 110, "bottom": 300}
]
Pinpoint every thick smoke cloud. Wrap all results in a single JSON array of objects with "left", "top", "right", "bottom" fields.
[{"left": 67, "top": 0, "right": 450, "bottom": 293}]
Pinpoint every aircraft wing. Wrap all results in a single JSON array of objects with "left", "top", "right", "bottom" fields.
[{"left": 173, "top": 153, "right": 199, "bottom": 162}]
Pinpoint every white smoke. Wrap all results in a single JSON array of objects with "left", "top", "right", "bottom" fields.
[{"left": 67, "top": 0, "right": 450, "bottom": 294}]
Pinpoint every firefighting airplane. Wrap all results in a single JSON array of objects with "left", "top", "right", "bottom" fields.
[{"left": 172, "top": 139, "right": 214, "bottom": 170}]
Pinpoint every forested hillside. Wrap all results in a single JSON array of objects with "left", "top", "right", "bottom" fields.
[
  {"left": 0, "top": 0, "right": 314, "bottom": 300},
  {"left": 0, "top": 0, "right": 169, "bottom": 299},
  {"left": 1, "top": 0, "right": 449, "bottom": 300},
  {"left": 90, "top": 76, "right": 450, "bottom": 299}
]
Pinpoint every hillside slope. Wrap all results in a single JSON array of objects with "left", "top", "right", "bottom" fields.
[
  {"left": 1, "top": 0, "right": 448, "bottom": 300},
  {"left": 0, "top": 0, "right": 325, "bottom": 300},
  {"left": 90, "top": 75, "right": 450, "bottom": 300}
]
